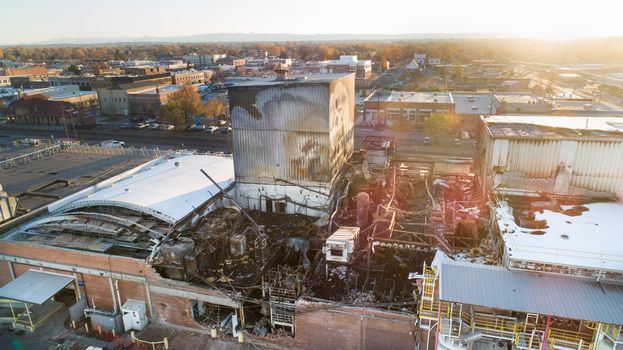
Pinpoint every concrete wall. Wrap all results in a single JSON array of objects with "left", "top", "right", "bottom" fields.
[{"left": 236, "top": 182, "right": 332, "bottom": 217}]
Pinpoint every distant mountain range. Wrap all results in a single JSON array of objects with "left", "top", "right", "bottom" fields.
[{"left": 15, "top": 32, "right": 505, "bottom": 46}]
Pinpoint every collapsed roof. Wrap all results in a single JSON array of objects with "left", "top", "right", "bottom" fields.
[{"left": 4, "top": 154, "right": 235, "bottom": 258}]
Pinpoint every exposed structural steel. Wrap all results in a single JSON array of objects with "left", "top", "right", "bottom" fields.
[
  {"left": 438, "top": 261, "right": 623, "bottom": 325},
  {"left": 0, "top": 270, "right": 75, "bottom": 304},
  {"left": 6, "top": 154, "right": 236, "bottom": 260}
]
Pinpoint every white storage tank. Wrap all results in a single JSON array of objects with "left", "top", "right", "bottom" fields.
[{"left": 121, "top": 299, "right": 148, "bottom": 331}]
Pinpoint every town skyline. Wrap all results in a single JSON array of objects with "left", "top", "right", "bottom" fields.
[{"left": 2, "top": 0, "right": 623, "bottom": 45}]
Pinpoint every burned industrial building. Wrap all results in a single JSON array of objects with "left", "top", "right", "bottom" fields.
[
  {"left": 229, "top": 72, "right": 355, "bottom": 218},
  {"left": 1, "top": 75, "right": 622, "bottom": 350}
]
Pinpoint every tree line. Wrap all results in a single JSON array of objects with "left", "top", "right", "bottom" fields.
[{"left": 2, "top": 38, "right": 623, "bottom": 65}]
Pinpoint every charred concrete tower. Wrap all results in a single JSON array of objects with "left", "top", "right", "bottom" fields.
[{"left": 228, "top": 73, "right": 355, "bottom": 217}]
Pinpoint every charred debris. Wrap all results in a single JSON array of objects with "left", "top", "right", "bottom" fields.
[{"left": 149, "top": 136, "right": 490, "bottom": 335}]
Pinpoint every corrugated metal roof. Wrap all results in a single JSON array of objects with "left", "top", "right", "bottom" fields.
[
  {"left": 0, "top": 270, "right": 74, "bottom": 304},
  {"left": 47, "top": 154, "right": 234, "bottom": 224},
  {"left": 439, "top": 262, "right": 623, "bottom": 324}
]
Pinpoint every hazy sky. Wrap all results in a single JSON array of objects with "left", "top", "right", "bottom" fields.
[{"left": 2, "top": 0, "right": 623, "bottom": 44}]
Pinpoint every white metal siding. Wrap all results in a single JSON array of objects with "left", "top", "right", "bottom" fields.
[{"left": 485, "top": 137, "right": 623, "bottom": 195}]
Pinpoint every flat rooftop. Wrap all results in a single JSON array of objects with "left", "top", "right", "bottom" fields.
[
  {"left": 129, "top": 84, "right": 181, "bottom": 95},
  {"left": 495, "top": 200, "right": 623, "bottom": 273},
  {"left": 453, "top": 93, "right": 494, "bottom": 115},
  {"left": 48, "top": 90, "right": 97, "bottom": 100},
  {"left": 226, "top": 73, "right": 353, "bottom": 87},
  {"left": 483, "top": 115, "right": 623, "bottom": 140},
  {"left": 368, "top": 90, "right": 454, "bottom": 104},
  {"left": 495, "top": 93, "right": 542, "bottom": 104}
]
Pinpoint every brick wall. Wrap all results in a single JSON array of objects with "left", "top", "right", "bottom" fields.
[{"left": 294, "top": 303, "right": 417, "bottom": 350}]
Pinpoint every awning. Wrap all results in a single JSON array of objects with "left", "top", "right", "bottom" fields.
[
  {"left": 0, "top": 270, "right": 75, "bottom": 304},
  {"left": 439, "top": 262, "right": 623, "bottom": 325}
]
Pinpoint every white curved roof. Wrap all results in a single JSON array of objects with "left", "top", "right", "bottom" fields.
[{"left": 49, "top": 154, "right": 234, "bottom": 224}]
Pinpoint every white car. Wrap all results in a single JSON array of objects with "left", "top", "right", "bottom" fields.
[
  {"left": 148, "top": 123, "right": 160, "bottom": 129},
  {"left": 206, "top": 126, "right": 219, "bottom": 133},
  {"left": 159, "top": 124, "right": 175, "bottom": 131},
  {"left": 100, "top": 140, "right": 126, "bottom": 148}
]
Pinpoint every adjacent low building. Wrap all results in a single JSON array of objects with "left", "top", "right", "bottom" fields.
[
  {"left": 319, "top": 55, "right": 372, "bottom": 89},
  {"left": 494, "top": 93, "right": 551, "bottom": 114},
  {"left": 49, "top": 75, "right": 113, "bottom": 91},
  {"left": 452, "top": 93, "right": 496, "bottom": 133},
  {"left": 171, "top": 70, "right": 206, "bottom": 86},
  {"left": 9, "top": 85, "right": 98, "bottom": 127},
  {"left": 476, "top": 115, "right": 623, "bottom": 198},
  {"left": 363, "top": 90, "right": 455, "bottom": 127},
  {"left": 126, "top": 85, "right": 182, "bottom": 117},
  {"left": 124, "top": 65, "right": 166, "bottom": 76},
  {"left": 182, "top": 53, "right": 226, "bottom": 68},
  {"left": 97, "top": 74, "right": 173, "bottom": 117}
]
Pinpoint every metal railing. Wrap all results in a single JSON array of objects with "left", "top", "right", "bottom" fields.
[
  {"left": 0, "top": 145, "right": 62, "bottom": 170},
  {"left": 130, "top": 330, "right": 169, "bottom": 350}
]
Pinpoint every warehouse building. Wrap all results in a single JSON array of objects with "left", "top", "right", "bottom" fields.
[
  {"left": 0, "top": 154, "right": 239, "bottom": 333},
  {"left": 228, "top": 72, "right": 355, "bottom": 217},
  {"left": 363, "top": 90, "right": 455, "bottom": 127},
  {"left": 476, "top": 115, "right": 623, "bottom": 198}
]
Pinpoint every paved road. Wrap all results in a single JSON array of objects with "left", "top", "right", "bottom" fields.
[
  {"left": 369, "top": 62, "right": 408, "bottom": 89},
  {"left": 0, "top": 126, "right": 233, "bottom": 153},
  {"left": 2, "top": 124, "right": 475, "bottom": 159}
]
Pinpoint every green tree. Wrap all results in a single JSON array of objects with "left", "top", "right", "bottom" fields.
[
  {"left": 160, "top": 86, "right": 206, "bottom": 130},
  {"left": 423, "top": 112, "right": 458, "bottom": 138},
  {"left": 68, "top": 64, "right": 81, "bottom": 75}
]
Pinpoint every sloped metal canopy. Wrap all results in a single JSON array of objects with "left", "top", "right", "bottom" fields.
[{"left": 0, "top": 270, "right": 74, "bottom": 304}]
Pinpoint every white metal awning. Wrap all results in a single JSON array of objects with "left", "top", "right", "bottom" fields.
[{"left": 0, "top": 270, "right": 75, "bottom": 304}]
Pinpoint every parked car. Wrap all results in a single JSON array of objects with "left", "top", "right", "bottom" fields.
[
  {"left": 159, "top": 124, "right": 175, "bottom": 131},
  {"left": 187, "top": 124, "right": 205, "bottom": 132},
  {"left": 423, "top": 137, "right": 431, "bottom": 145},
  {"left": 220, "top": 126, "right": 232, "bottom": 134},
  {"left": 206, "top": 126, "right": 219, "bottom": 133},
  {"left": 148, "top": 123, "right": 160, "bottom": 129},
  {"left": 133, "top": 122, "right": 148, "bottom": 129},
  {"left": 121, "top": 122, "right": 133, "bottom": 129},
  {"left": 100, "top": 140, "right": 125, "bottom": 148},
  {"left": 144, "top": 118, "right": 157, "bottom": 124},
  {"left": 453, "top": 138, "right": 461, "bottom": 147},
  {"left": 216, "top": 119, "right": 227, "bottom": 126}
]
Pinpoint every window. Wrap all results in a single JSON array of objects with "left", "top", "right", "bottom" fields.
[{"left": 329, "top": 248, "right": 344, "bottom": 257}]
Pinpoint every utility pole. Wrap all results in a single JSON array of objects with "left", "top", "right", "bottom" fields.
[{"left": 60, "top": 103, "right": 70, "bottom": 139}]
